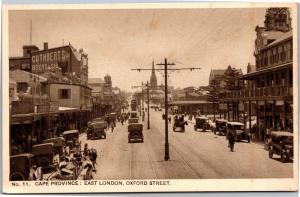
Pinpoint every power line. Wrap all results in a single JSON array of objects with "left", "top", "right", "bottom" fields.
[{"left": 131, "top": 58, "right": 201, "bottom": 161}]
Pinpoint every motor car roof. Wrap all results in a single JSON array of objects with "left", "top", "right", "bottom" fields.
[
  {"left": 10, "top": 153, "right": 34, "bottom": 159},
  {"left": 62, "top": 130, "right": 79, "bottom": 135},
  {"left": 227, "top": 122, "right": 244, "bottom": 126},
  {"left": 216, "top": 119, "right": 228, "bottom": 122},
  {"left": 271, "top": 131, "right": 293, "bottom": 137}
]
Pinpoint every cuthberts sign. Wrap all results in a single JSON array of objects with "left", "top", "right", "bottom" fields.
[{"left": 31, "top": 47, "right": 71, "bottom": 73}]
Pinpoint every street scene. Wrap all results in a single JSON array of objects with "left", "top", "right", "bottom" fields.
[{"left": 8, "top": 6, "right": 295, "bottom": 181}]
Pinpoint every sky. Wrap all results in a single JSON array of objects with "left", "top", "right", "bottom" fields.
[{"left": 9, "top": 8, "right": 266, "bottom": 91}]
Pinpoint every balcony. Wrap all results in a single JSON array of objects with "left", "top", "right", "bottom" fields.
[{"left": 224, "top": 85, "right": 292, "bottom": 101}]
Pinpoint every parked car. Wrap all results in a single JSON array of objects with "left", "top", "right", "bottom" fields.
[
  {"left": 128, "top": 123, "right": 143, "bottom": 143},
  {"left": 105, "top": 113, "right": 117, "bottom": 123},
  {"left": 269, "top": 131, "right": 293, "bottom": 162},
  {"left": 42, "top": 137, "right": 65, "bottom": 156},
  {"left": 10, "top": 153, "right": 39, "bottom": 181},
  {"left": 32, "top": 143, "right": 56, "bottom": 169},
  {"left": 87, "top": 121, "right": 107, "bottom": 140},
  {"left": 194, "top": 117, "right": 209, "bottom": 132},
  {"left": 32, "top": 142, "right": 92, "bottom": 180},
  {"left": 226, "top": 122, "right": 250, "bottom": 143},
  {"left": 62, "top": 130, "right": 80, "bottom": 151},
  {"left": 214, "top": 119, "right": 228, "bottom": 135}
]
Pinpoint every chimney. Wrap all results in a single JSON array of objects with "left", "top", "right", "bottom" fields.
[{"left": 43, "top": 42, "right": 48, "bottom": 50}]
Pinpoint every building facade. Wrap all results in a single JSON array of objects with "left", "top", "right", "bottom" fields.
[{"left": 223, "top": 8, "right": 293, "bottom": 141}]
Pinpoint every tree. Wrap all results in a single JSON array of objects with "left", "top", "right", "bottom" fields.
[
  {"left": 224, "top": 65, "right": 242, "bottom": 121},
  {"left": 207, "top": 79, "right": 220, "bottom": 120},
  {"left": 224, "top": 65, "right": 241, "bottom": 91}
]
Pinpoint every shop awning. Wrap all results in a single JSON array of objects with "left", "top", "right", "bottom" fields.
[
  {"left": 239, "top": 62, "right": 292, "bottom": 80},
  {"left": 169, "top": 100, "right": 210, "bottom": 106}
]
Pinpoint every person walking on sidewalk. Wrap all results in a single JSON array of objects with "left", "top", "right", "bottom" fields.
[
  {"left": 110, "top": 122, "right": 114, "bottom": 133},
  {"left": 228, "top": 129, "right": 236, "bottom": 152}
]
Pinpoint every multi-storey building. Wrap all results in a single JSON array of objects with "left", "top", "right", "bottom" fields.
[{"left": 223, "top": 8, "right": 293, "bottom": 141}]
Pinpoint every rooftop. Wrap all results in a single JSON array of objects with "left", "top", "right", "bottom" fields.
[{"left": 262, "top": 31, "right": 292, "bottom": 50}]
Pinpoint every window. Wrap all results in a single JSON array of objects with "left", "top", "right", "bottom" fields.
[
  {"left": 21, "top": 63, "right": 30, "bottom": 70},
  {"left": 17, "top": 82, "right": 28, "bottom": 92},
  {"left": 59, "top": 89, "right": 70, "bottom": 99}
]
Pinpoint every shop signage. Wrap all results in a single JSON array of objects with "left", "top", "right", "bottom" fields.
[{"left": 31, "top": 48, "right": 70, "bottom": 73}]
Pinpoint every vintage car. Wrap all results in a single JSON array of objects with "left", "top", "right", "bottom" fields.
[
  {"left": 128, "top": 118, "right": 139, "bottom": 124},
  {"left": 173, "top": 118, "right": 188, "bottom": 132},
  {"left": 226, "top": 122, "right": 250, "bottom": 143},
  {"left": 214, "top": 119, "right": 228, "bottom": 135},
  {"left": 42, "top": 137, "right": 65, "bottom": 156},
  {"left": 93, "top": 117, "right": 106, "bottom": 122},
  {"left": 106, "top": 112, "right": 117, "bottom": 121},
  {"left": 128, "top": 123, "right": 143, "bottom": 143},
  {"left": 10, "top": 153, "right": 38, "bottom": 181},
  {"left": 62, "top": 130, "right": 80, "bottom": 150},
  {"left": 129, "top": 111, "right": 138, "bottom": 119},
  {"left": 32, "top": 142, "right": 93, "bottom": 180},
  {"left": 269, "top": 131, "right": 293, "bottom": 162},
  {"left": 87, "top": 121, "right": 107, "bottom": 140},
  {"left": 194, "top": 117, "right": 210, "bottom": 132},
  {"left": 32, "top": 143, "right": 56, "bottom": 168}
]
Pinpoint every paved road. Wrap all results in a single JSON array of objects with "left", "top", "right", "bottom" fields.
[{"left": 79, "top": 109, "right": 293, "bottom": 179}]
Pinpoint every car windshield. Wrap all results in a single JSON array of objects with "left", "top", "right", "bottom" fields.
[
  {"left": 281, "top": 136, "right": 293, "bottom": 144},
  {"left": 234, "top": 125, "right": 244, "bottom": 130},
  {"left": 65, "top": 134, "right": 78, "bottom": 141}
]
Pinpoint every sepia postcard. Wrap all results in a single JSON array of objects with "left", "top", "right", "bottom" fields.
[{"left": 2, "top": 2, "right": 298, "bottom": 193}]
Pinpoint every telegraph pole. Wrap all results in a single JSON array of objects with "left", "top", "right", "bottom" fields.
[
  {"left": 131, "top": 82, "right": 153, "bottom": 129},
  {"left": 132, "top": 59, "right": 201, "bottom": 161},
  {"left": 146, "top": 81, "right": 150, "bottom": 129},
  {"left": 141, "top": 86, "right": 144, "bottom": 121}
]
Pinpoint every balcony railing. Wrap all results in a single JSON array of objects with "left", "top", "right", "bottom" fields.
[{"left": 225, "top": 85, "right": 292, "bottom": 100}]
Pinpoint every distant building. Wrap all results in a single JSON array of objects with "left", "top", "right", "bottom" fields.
[
  {"left": 149, "top": 61, "right": 157, "bottom": 90},
  {"left": 48, "top": 82, "right": 92, "bottom": 109},
  {"left": 10, "top": 42, "right": 88, "bottom": 86},
  {"left": 88, "top": 78, "right": 104, "bottom": 100},
  {"left": 9, "top": 45, "right": 39, "bottom": 72},
  {"left": 209, "top": 68, "right": 243, "bottom": 89},
  {"left": 9, "top": 69, "right": 48, "bottom": 106}
]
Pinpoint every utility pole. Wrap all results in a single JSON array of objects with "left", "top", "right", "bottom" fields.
[
  {"left": 146, "top": 81, "right": 150, "bottom": 129},
  {"left": 131, "top": 82, "right": 153, "bottom": 129},
  {"left": 157, "top": 58, "right": 174, "bottom": 161},
  {"left": 141, "top": 85, "right": 144, "bottom": 121},
  {"left": 132, "top": 59, "right": 201, "bottom": 161}
]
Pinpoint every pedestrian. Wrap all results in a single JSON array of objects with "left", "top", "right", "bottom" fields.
[
  {"left": 228, "top": 129, "right": 236, "bottom": 152},
  {"left": 121, "top": 117, "right": 124, "bottom": 125},
  {"left": 83, "top": 143, "right": 89, "bottom": 157},
  {"left": 251, "top": 123, "right": 257, "bottom": 141},
  {"left": 111, "top": 123, "right": 114, "bottom": 133},
  {"left": 168, "top": 116, "right": 171, "bottom": 124}
]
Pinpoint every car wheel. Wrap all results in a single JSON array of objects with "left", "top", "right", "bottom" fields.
[
  {"left": 268, "top": 149, "right": 273, "bottom": 158},
  {"left": 281, "top": 152, "right": 286, "bottom": 163},
  {"left": 10, "top": 172, "right": 25, "bottom": 181}
]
